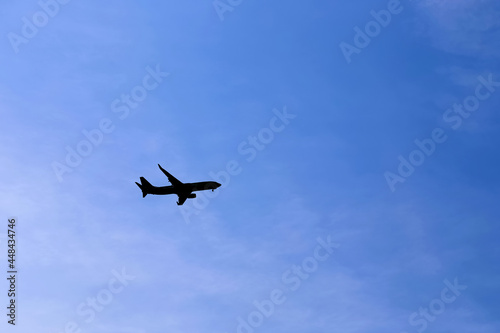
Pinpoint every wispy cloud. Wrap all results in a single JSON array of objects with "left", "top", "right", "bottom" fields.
[{"left": 414, "top": 0, "right": 500, "bottom": 56}]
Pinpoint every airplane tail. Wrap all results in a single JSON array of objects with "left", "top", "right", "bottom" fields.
[{"left": 135, "top": 177, "right": 152, "bottom": 198}]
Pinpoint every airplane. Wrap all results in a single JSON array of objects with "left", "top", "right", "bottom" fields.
[{"left": 135, "top": 164, "right": 221, "bottom": 205}]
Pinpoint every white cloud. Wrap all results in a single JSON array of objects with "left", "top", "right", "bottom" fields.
[{"left": 414, "top": 0, "right": 500, "bottom": 56}]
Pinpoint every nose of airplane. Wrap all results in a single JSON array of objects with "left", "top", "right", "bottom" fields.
[{"left": 216, "top": 182, "right": 221, "bottom": 188}]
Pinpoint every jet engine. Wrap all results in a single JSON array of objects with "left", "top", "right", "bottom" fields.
[{"left": 187, "top": 193, "right": 196, "bottom": 199}]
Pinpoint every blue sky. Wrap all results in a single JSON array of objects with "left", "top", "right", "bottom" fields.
[{"left": 1, "top": 0, "right": 499, "bottom": 332}]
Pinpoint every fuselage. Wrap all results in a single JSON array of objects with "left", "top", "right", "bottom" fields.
[{"left": 146, "top": 181, "right": 220, "bottom": 195}]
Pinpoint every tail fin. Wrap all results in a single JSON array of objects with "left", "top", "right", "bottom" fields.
[{"left": 135, "top": 177, "right": 152, "bottom": 198}]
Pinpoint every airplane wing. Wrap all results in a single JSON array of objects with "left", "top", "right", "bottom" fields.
[
  {"left": 176, "top": 194, "right": 188, "bottom": 206},
  {"left": 158, "top": 164, "right": 183, "bottom": 187}
]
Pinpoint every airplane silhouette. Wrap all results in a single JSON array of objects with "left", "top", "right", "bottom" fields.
[{"left": 135, "top": 164, "right": 221, "bottom": 205}]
